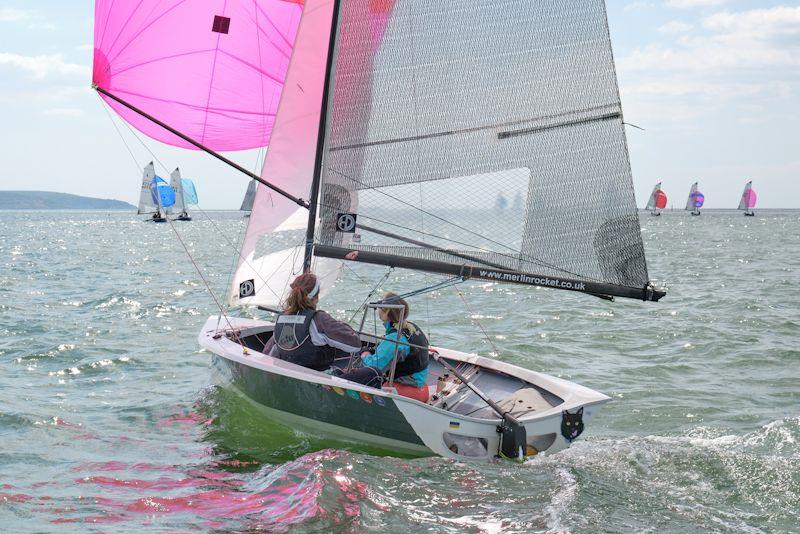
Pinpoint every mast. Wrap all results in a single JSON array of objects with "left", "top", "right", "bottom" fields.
[{"left": 303, "top": 0, "right": 342, "bottom": 272}]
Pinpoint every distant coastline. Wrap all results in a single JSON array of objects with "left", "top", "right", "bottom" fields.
[{"left": 0, "top": 191, "right": 135, "bottom": 210}]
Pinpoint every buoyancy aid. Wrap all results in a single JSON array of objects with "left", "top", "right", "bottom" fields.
[
  {"left": 272, "top": 310, "right": 333, "bottom": 370},
  {"left": 390, "top": 321, "right": 429, "bottom": 378}
]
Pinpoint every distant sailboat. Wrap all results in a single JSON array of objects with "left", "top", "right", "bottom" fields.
[
  {"left": 150, "top": 175, "right": 175, "bottom": 222},
  {"left": 738, "top": 181, "right": 757, "bottom": 217},
  {"left": 645, "top": 182, "right": 667, "bottom": 216},
  {"left": 239, "top": 180, "right": 256, "bottom": 217},
  {"left": 686, "top": 182, "right": 704, "bottom": 216},
  {"left": 168, "top": 168, "right": 198, "bottom": 221},
  {"left": 138, "top": 162, "right": 166, "bottom": 222}
]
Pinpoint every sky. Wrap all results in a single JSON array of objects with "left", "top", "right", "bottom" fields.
[{"left": 0, "top": 1, "right": 798, "bottom": 209}]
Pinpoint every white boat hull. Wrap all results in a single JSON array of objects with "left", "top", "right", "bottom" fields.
[{"left": 199, "top": 316, "right": 609, "bottom": 461}]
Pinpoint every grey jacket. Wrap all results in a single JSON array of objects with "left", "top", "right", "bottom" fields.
[{"left": 264, "top": 310, "right": 361, "bottom": 358}]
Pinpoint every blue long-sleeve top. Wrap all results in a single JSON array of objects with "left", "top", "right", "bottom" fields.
[{"left": 361, "top": 322, "right": 428, "bottom": 387}]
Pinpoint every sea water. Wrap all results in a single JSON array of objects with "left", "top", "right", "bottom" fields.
[{"left": 0, "top": 210, "right": 797, "bottom": 532}]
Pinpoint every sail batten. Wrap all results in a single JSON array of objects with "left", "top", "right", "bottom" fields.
[{"left": 312, "top": 0, "right": 655, "bottom": 297}]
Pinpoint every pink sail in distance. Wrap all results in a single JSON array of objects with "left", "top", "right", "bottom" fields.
[
  {"left": 739, "top": 181, "right": 757, "bottom": 211},
  {"left": 93, "top": 0, "right": 304, "bottom": 151}
]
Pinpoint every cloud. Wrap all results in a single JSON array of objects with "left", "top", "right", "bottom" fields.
[
  {"left": 666, "top": 0, "right": 727, "bottom": 8},
  {"left": 620, "top": 6, "right": 800, "bottom": 73},
  {"left": 703, "top": 6, "right": 800, "bottom": 36},
  {"left": 42, "top": 108, "right": 84, "bottom": 117},
  {"left": 0, "top": 7, "right": 56, "bottom": 31},
  {"left": 617, "top": 5, "right": 800, "bottom": 127},
  {"left": 625, "top": 2, "right": 657, "bottom": 11},
  {"left": 0, "top": 7, "right": 32, "bottom": 22},
  {"left": 658, "top": 20, "right": 693, "bottom": 34},
  {"left": 0, "top": 52, "right": 89, "bottom": 79}
]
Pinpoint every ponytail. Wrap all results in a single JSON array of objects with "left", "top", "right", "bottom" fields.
[{"left": 283, "top": 273, "right": 320, "bottom": 315}]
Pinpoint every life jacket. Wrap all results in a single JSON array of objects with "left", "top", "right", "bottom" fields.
[
  {"left": 272, "top": 310, "right": 333, "bottom": 370},
  {"left": 390, "top": 321, "right": 429, "bottom": 378}
]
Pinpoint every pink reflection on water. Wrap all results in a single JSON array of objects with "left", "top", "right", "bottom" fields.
[
  {"left": 22, "top": 449, "right": 386, "bottom": 529},
  {"left": 44, "top": 452, "right": 345, "bottom": 528},
  {"left": 155, "top": 407, "right": 215, "bottom": 430}
]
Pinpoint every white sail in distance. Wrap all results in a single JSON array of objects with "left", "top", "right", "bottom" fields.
[
  {"left": 239, "top": 181, "right": 256, "bottom": 212},
  {"left": 169, "top": 168, "right": 186, "bottom": 216},
  {"left": 137, "top": 162, "right": 157, "bottom": 214}
]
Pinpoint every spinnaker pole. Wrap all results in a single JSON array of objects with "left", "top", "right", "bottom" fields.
[{"left": 93, "top": 85, "right": 309, "bottom": 210}]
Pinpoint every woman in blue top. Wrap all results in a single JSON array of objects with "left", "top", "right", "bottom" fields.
[{"left": 337, "top": 292, "right": 429, "bottom": 390}]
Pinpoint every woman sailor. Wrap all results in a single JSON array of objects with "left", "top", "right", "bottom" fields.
[
  {"left": 264, "top": 273, "right": 361, "bottom": 371},
  {"left": 338, "top": 293, "right": 430, "bottom": 401}
]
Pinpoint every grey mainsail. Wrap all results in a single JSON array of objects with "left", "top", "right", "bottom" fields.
[
  {"left": 239, "top": 180, "right": 256, "bottom": 212},
  {"left": 312, "top": 0, "right": 659, "bottom": 300},
  {"left": 168, "top": 168, "right": 186, "bottom": 216},
  {"left": 137, "top": 162, "right": 157, "bottom": 215}
]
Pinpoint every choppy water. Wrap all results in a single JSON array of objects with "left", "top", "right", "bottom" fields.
[{"left": 1, "top": 209, "right": 798, "bottom": 532}]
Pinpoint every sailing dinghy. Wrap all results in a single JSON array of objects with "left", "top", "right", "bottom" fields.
[
  {"left": 94, "top": 0, "right": 666, "bottom": 461},
  {"left": 645, "top": 182, "right": 668, "bottom": 216},
  {"left": 137, "top": 162, "right": 166, "bottom": 222},
  {"left": 739, "top": 181, "right": 757, "bottom": 217},
  {"left": 239, "top": 181, "right": 256, "bottom": 217},
  {"left": 686, "top": 182, "right": 705, "bottom": 216},
  {"left": 166, "top": 168, "right": 198, "bottom": 221}
]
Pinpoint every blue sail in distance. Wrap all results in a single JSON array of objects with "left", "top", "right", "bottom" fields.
[
  {"left": 181, "top": 179, "right": 198, "bottom": 206},
  {"left": 150, "top": 176, "right": 175, "bottom": 208}
]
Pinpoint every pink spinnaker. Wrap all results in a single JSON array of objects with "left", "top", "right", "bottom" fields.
[
  {"left": 240, "top": 0, "right": 335, "bottom": 260},
  {"left": 93, "top": 0, "right": 303, "bottom": 151},
  {"left": 743, "top": 189, "right": 757, "bottom": 210}
]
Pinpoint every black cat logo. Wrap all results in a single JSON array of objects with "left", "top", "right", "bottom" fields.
[{"left": 561, "top": 407, "right": 585, "bottom": 442}]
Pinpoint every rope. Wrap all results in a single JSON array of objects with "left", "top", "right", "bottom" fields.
[
  {"left": 98, "top": 99, "right": 141, "bottom": 170},
  {"left": 348, "top": 268, "right": 393, "bottom": 324},
  {"left": 380, "top": 276, "right": 464, "bottom": 304},
  {"left": 98, "top": 98, "right": 243, "bottom": 343},
  {"left": 110, "top": 106, "right": 289, "bottom": 303},
  {"left": 456, "top": 287, "right": 502, "bottom": 358}
]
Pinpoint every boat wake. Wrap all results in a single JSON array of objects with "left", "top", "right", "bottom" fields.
[{"left": 526, "top": 417, "right": 800, "bottom": 532}]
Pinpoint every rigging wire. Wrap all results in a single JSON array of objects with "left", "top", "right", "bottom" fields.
[
  {"left": 347, "top": 267, "right": 393, "bottom": 324},
  {"left": 455, "top": 286, "right": 502, "bottom": 358},
  {"left": 110, "top": 106, "right": 286, "bottom": 302},
  {"left": 98, "top": 99, "right": 242, "bottom": 340}
]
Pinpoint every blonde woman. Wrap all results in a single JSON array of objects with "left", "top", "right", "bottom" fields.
[{"left": 339, "top": 293, "right": 430, "bottom": 399}]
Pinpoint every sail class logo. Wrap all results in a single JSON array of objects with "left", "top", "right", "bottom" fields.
[{"left": 238, "top": 279, "right": 255, "bottom": 298}]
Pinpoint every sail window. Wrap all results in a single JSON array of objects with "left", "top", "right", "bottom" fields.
[
  {"left": 443, "top": 433, "right": 489, "bottom": 458},
  {"left": 527, "top": 433, "right": 557, "bottom": 455},
  {"left": 212, "top": 15, "right": 231, "bottom": 34}
]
